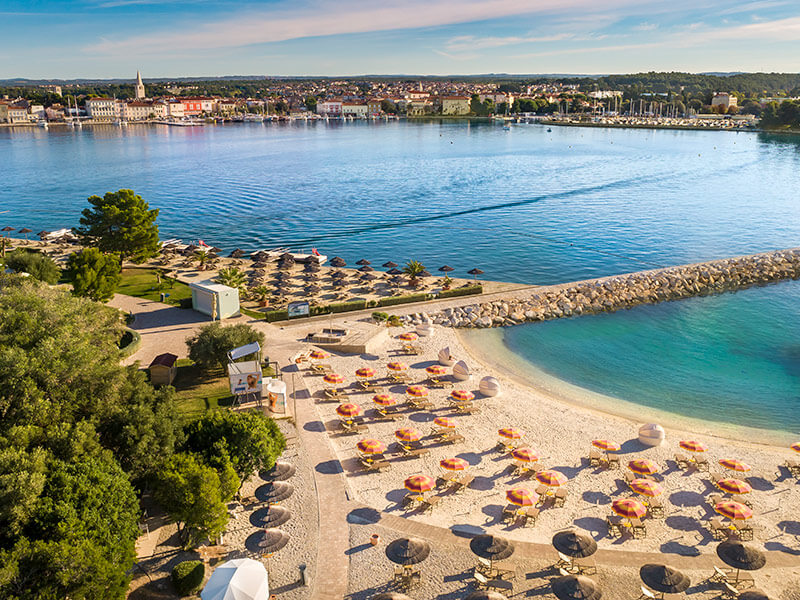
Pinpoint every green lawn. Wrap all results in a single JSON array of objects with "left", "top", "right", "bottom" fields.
[{"left": 117, "top": 267, "right": 192, "bottom": 306}]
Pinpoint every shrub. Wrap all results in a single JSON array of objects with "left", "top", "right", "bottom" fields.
[
  {"left": 4, "top": 248, "right": 61, "bottom": 284},
  {"left": 118, "top": 328, "right": 141, "bottom": 358},
  {"left": 372, "top": 311, "right": 389, "bottom": 322},
  {"left": 377, "top": 293, "right": 431, "bottom": 307},
  {"left": 171, "top": 560, "right": 205, "bottom": 595},
  {"left": 187, "top": 322, "right": 265, "bottom": 373},
  {"left": 264, "top": 309, "right": 289, "bottom": 322},
  {"left": 437, "top": 285, "right": 483, "bottom": 299}
]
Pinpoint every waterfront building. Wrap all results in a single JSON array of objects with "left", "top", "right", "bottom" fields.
[
  {"left": 441, "top": 96, "right": 471, "bottom": 115},
  {"left": 711, "top": 92, "right": 738, "bottom": 110},
  {"left": 316, "top": 100, "right": 343, "bottom": 116},
  {"left": 0, "top": 102, "right": 8, "bottom": 123},
  {"left": 85, "top": 97, "right": 121, "bottom": 121},
  {"left": 122, "top": 100, "right": 165, "bottom": 121},
  {"left": 134, "top": 71, "right": 146, "bottom": 100},
  {"left": 166, "top": 101, "right": 185, "bottom": 118},
  {"left": 367, "top": 98, "right": 383, "bottom": 114},
  {"left": 217, "top": 99, "right": 237, "bottom": 114},
  {"left": 342, "top": 102, "right": 369, "bottom": 117}
]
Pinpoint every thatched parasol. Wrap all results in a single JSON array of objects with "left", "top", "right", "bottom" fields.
[
  {"left": 18, "top": 228, "right": 32, "bottom": 240},
  {"left": 372, "top": 594, "right": 414, "bottom": 600},
  {"left": 464, "top": 593, "right": 508, "bottom": 600},
  {"left": 382, "top": 261, "right": 399, "bottom": 268},
  {"left": 738, "top": 591, "right": 770, "bottom": 600},
  {"left": 717, "top": 541, "right": 766, "bottom": 572},
  {"left": 249, "top": 505, "right": 291, "bottom": 528},
  {"left": 639, "top": 564, "right": 691, "bottom": 595},
  {"left": 254, "top": 481, "right": 294, "bottom": 504},
  {"left": 360, "top": 273, "right": 377, "bottom": 281},
  {"left": 552, "top": 530, "right": 598, "bottom": 559},
  {"left": 469, "top": 535, "right": 514, "bottom": 564},
  {"left": 385, "top": 538, "right": 431, "bottom": 566},
  {"left": 468, "top": 268, "right": 484, "bottom": 280},
  {"left": 358, "top": 265, "right": 375, "bottom": 272},
  {"left": 356, "top": 258, "right": 372, "bottom": 266},
  {"left": 229, "top": 248, "right": 245, "bottom": 258},
  {"left": 260, "top": 461, "right": 296, "bottom": 481},
  {"left": 418, "top": 270, "right": 432, "bottom": 278},
  {"left": 438, "top": 265, "right": 455, "bottom": 274},
  {"left": 551, "top": 575, "right": 602, "bottom": 600},
  {"left": 387, "top": 268, "right": 403, "bottom": 275},
  {"left": 37, "top": 230, "right": 50, "bottom": 239},
  {"left": 256, "top": 528, "right": 290, "bottom": 554},
  {"left": 330, "top": 256, "right": 347, "bottom": 267}
]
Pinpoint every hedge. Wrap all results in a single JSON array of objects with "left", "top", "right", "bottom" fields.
[
  {"left": 171, "top": 560, "right": 205, "bottom": 596},
  {"left": 118, "top": 328, "right": 141, "bottom": 358},
  {"left": 377, "top": 293, "right": 431, "bottom": 307},
  {"left": 437, "top": 285, "right": 483, "bottom": 299},
  {"left": 263, "top": 309, "right": 289, "bottom": 322}
]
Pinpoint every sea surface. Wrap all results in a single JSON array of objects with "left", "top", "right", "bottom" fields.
[{"left": 2, "top": 120, "right": 799, "bottom": 435}]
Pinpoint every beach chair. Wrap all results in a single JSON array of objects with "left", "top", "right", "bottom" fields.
[
  {"left": 733, "top": 520, "right": 754, "bottom": 541},
  {"left": 419, "top": 494, "right": 443, "bottom": 514},
  {"left": 399, "top": 446, "right": 430, "bottom": 460},
  {"left": 785, "top": 460, "right": 800, "bottom": 477},
  {"left": 476, "top": 557, "right": 493, "bottom": 576},
  {"left": 390, "top": 372, "right": 412, "bottom": 384},
  {"left": 439, "top": 431, "right": 466, "bottom": 445},
  {"left": 323, "top": 387, "right": 346, "bottom": 401},
  {"left": 554, "top": 488, "right": 568, "bottom": 508},
  {"left": 709, "top": 518, "right": 729, "bottom": 540},
  {"left": 674, "top": 453, "right": 690, "bottom": 470},
  {"left": 338, "top": 420, "right": 367, "bottom": 435},
  {"left": 631, "top": 518, "right": 647, "bottom": 539},
  {"left": 428, "top": 377, "right": 453, "bottom": 389},
  {"left": 637, "top": 586, "right": 657, "bottom": 600},
  {"left": 473, "top": 571, "right": 513, "bottom": 592},
  {"left": 436, "top": 472, "right": 457, "bottom": 488},
  {"left": 721, "top": 583, "right": 740, "bottom": 599},
  {"left": 358, "top": 380, "right": 384, "bottom": 393},
  {"left": 623, "top": 471, "right": 637, "bottom": 486},
  {"left": 606, "top": 453, "right": 620, "bottom": 469},
  {"left": 708, "top": 493, "right": 724, "bottom": 508},
  {"left": 454, "top": 402, "right": 480, "bottom": 415},
  {"left": 589, "top": 449, "right": 602, "bottom": 467},
  {"left": 501, "top": 504, "right": 518, "bottom": 524},
  {"left": 574, "top": 557, "right": 597, "bottom": 575},
  {"left": 710, "top": 472, "right": 724, "bottom": 485},
  {"left": 407, "top": 397, "right": 434, "bottom": 411},
  {"left": 309, "top": 363, "right": 333, "bottom": 374},
  {"left": 522, "top": 506, "right": 539, "bottom": 527},
  {"left": 648, "top": 497, "right": 665, "bottom": 518},
  {"left": 400, "top": 343, "right": 422, "bottom": 355},
  {"left": 359, "top": 457, "right": 391, "bottom": 472},
  {"left": 401, "top": 493, "right": 421, "bottom": 509},
  {"left": 606, "top": 515, "right": 624, "bottom": 538},
  {"left": 374, "top": 405, "right": 400, "bottom": 420},
  {"left": 453, "top": 473, "right": 474, "bottom": 494},
  {"left": 534, "top": 484, "right": 548, "bottom": 504},
  {"left": 694, "top": 455, "right": 710, "bottom": 471},
  {"left": 710, "top": 565, "right": 730, "bottom": 583}
]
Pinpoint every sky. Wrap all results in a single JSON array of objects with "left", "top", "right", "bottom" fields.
[{"left": 2, "top": 0, "right": 800, "bottom": 79}]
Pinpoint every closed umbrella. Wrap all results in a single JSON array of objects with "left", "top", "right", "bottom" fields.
[
  {"left": 201, "top": 558, "right": 269, "bottom": 600},
  {"left": 229, "top": 248, "right": 245, "bottom": 258},
  {"left": 716, "top": 541, "right": 766, "bottom": 586},
  {"left": 259, "top": 461, "right": 296, "bottom": 481},
  {"left": 249, "top": 505, "right": 291, "bottom": 528},
  {"left": 551, "top": 575, "right": 602, "bottom": 600},
  {"left": 385, "top": 537, "right": 430, "bottom": 566},
  {"left": 639, "top": 564, "right": 690, "bottom": 598},
  {"left": 360, "top": 273, "right": 377, "bottom": 281}
]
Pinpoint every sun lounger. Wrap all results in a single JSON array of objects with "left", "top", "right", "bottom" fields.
[
  {"left": 453, "top": 473, "right": 474, "bottom": 493},
  {"left": 374, "top": 405, "right": 400, "bottom": 420},
  {"left": 522, "top": 506, "right": 539, "bottom": 527},
  {"left": 708, "top": 493, "right": 724, "bottom": 508},
  {"left": 496, "top": 439, "right": 518, "bottom": 453},
  {"left": 358, "top": 380, "right": 384, "bottom": 393},
  {"left": 710, "top": 565, "right": 730, "bottom": 583},
  {"left": 694, "top": 455, "right": 710, "bottom": 471},
  {"left": 674, "top": 453, "right": 690, "bottom": 470},
  {"left": 473, "top": 571, "right": 513, "bottom": 592},
  {"left": 623, "top": 471, "right": 636, "bottom": 485},
  {"left": 589, "top": 449, "right": 602, "bottom": 467},
  {"left": 454, "top": 402, "right": 480, "bottom": 414},
  {"left": 554, "top": 488, "right": 568, "bottom": 508},
  {"left": 606, "top": 515, "right": 624, "bottom": 538},
  {"left": 407, "top": 397, "right": 434, "bottom": 410},
  {"left": 390, "top": 372, "right": 412, "bottom": 383},
  {"left": 428, "top": 377, "right": 453, "bottom": 389},
  {"left": 631, "top": 518, "right": 647, "bottom": 539},
  {"left": 501, "top": 504, "right": 518, "bottom": 524},
  {"left": 402, "top": 493, "right": 422, "bottom": 509},
  {"left": 709, "top": 517, "right": 729, "bottom": 540},
  {"left": 323, "top": 388, "right": 346, "bottom": 401},
  {"left": 710, "top": 472, "right": 724, "bottom": 485},
  {"left": 436, "top": 472, "right": 458, "bottom": 488},
  {"left": 721, "top": 582, "right": 740, "bottom": 599},
  {"left": 338, "top": 420, "right": 367, "bottom": 435},
  {"left": 400, "top": 343, "right": 422, "bottom": 355},
  {"left": 419, "top": 494, "right": 443, "bottom": 513},
  {"left": 648, "top": 497, "right": 665, "bottom": 518},
  {"left": 359, "top": 457, "right": 391, "bottom": 472},
  {"left": 534, "top": 484, "right": 548, "bottom": 502},
  {"left": 785, "top": 460, "right": 800, "bottom": 477},
  {"left": 309, "top": 362, "right": 333, "bottom": 374},
  {"left": 399, "top": 446, "right": 430, "bottom": 459},
  {"left": 438, "top": 431, "right": 465, "bottom": 445},
  {"left": 574, "top": 557, "right": 597, "bottom": 575}
]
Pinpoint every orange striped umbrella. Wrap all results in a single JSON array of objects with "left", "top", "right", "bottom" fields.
[
  {"left": 406, "top": 385, "right": 429, "bottom": 398},
  {"left": 498, "top": 427, "right": 523, "bottom": 440},
  {"left": 506, "top": 487, "right": 538, "bottom": 507},
  {"left": 629, "top": 478, "right": 664, "bottom": 497},
  {"left": 715, "top": 501, "right": 753, "bottom": 521},
  {"left": 450, "top": 390, "right": 475, "bottom": 403},
  {"left": 440, "top": 457, "right": 469, "bottom": 471},
  {"left": 433, "top": 416, "right": 456, "bottom": 429},
  {"left": 612, "top": 498, "right": 647, "bottom": 519},
  {"left": 628, "top": 459, "right": 660, "bottom": 476},
  {"left": 717, "top": 478, "right": 753, "bottom": 496},
  {"left": 679, "top": 440, "right": 709, "bottom": 453},
  {"left": 372, "top": 393, "right": 396, "bottom": 407},
  {"left": 309, "top": 349, "right": 330, "bottom": 360},
  {"left": 404, "top": 474, "right": 435, "bottom": 494},
  {"left": 387, "top": 361, "right": 408, "bottom": 372},
  {"left": 592, "top": 439, "right": 621, "bottom": 452},
  {"left": 395, "top": 428, "right": 421, "bottom": 443},
  {"left": 791, "top": 442, "right": 800, "bottom": 454},
  {"left": 719, "top": 459, "right": 752, "bottom": 473},
  {"left": 535, "top": 470, "right": 568, "bottom": 487},
  {"left": 356, "top": 367, "right": 376, "bottom": 379},
  {"left": 426, "top": 365, "right": 447, "bottom": 376},
  {"left": 511, "top": 447, "right": 540, "bottom": 463},
  {"left": 398, "top": 332, "right": 418, "bottom": 341},
  {"left": 323, "top": 373, "right": 345, "bottom": 385},
  {"left": 357, "top": 438, "right": 386, "bottom": 455},
  {"left": 336, "top": 403, "right": 362, "bottom": 419}
]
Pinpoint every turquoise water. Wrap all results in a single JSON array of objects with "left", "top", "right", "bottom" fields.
[{"left": 2, "top": 121, "right": 799, "bottom": 433}]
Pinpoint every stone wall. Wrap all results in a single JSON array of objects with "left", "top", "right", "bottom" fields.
[{"left": 401, "top": 248, "right": 800, "bottom": 329}]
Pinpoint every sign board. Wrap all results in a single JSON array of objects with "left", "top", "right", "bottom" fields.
[
  {"left": 287, "top": 301, "right": 310, "bottom": 318},
  {"left": 229, "top": 370, "right": 263, "bottom": 395}
]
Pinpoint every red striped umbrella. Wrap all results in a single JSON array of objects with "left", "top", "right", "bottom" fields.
[
  {"left": 387, "top": 361, "right": 409, "bottom": 372},
  {"left": 612, "top": 498, "right": 647, "bottom": 519},
  {"left": 398, "top": 332, "right": 418, "bottom": 341},
  {"left": 628, "top": 459, "right": 660, "bottom": 476},
  {"left": 323, "top": 373, "right": 345, "bottom": 385},
  {"left": 715, "top": 501, "right": 754, "bottom": 521},
  {"left": 511, "top": 447, "right": 540, "bottom": 463},
  {"left": 395, "top": 428, "right": 421, "bottom": 443},
  {"left": 357, "top": 438, "right": 386, "bottom": 455},
  {"left": 440, "top": 457, "right": 469, "bottom": 471},
  {"left": 592, "top": 439, "right": 621, "bottom": 452},
  {"left": 791, "top": 442, "right": 800, "bottom": 454},
  {"left": 426, "top": 365, "right": 447, "bottom": 376},
  {"left": 629, "top": 478, "right": 664, "bottom": 497},
  {"left": 336, "top": 403, "right": 362, "bottom": 419},
  {"left": 372, "top": 393, "right": 396, "bottom": 407},
  {"left": 404, "top": 474, "right": 435, "bottom": 494},
  {"left": 309, "top": 349, "right": 330, "bottom": 360},
  {"left": 679, "top": 440, "right": 709, "bottom": 453},
  {"left": 506, "top": 487, "right": 538, "bottom": 507},
  {"left": 406, "top": 385, "right": 429, "bottom": 398},
  {"left": 498, "top": 427, "right": 523, "bottom": 440},
  {"left": 356, "top": 367, "right": 376, "bottom": 379},
  {"left": 719, "top": 459, "right": 752, "bottom": 473},
  {"left": 433, "top": 416, "right": 456, "bottom": 429},
  {"left": 450, "top": 389, "right": 475, "bottom": 403},
  {"left": 535, "top": 470, "right": 568, "bottom": 487},
  {"left": 717, "top": 478, "right": 753, "bottom": 496}
]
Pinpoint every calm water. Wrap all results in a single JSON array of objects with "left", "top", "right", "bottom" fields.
[{"left": 2, "top": 121, "right": 799, "bottom": 432}]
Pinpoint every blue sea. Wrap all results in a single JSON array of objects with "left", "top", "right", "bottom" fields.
[{"left": 2, "top": 120, "right": 799, "bottom": 434}]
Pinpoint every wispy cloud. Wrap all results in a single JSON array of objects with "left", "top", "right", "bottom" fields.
[
  {"left": 718, "top": 0, "right": 789, "bottom": 15},
  {"left": 444, "top": 33, "right": 575, "bottom": 52},
  {"left": 633, "top": 22, "right": 658, "bottom": 31}
]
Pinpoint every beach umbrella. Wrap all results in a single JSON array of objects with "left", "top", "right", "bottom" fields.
[
  {"left": 679, "top": 440, "right": 709, "bottom": 453},
  {"left": 612, "top": 498, "right": 647, "bottom": 519},
  {"left": 639, "top": 564, "right": 691, "bottom": 595},
  {"left": 395, "top": 428, "right": 421, "bottom": 443},
  {"left": 715, "top": 501, "right": 753, "bottom": 521},
  {"left": 372, "top": 393, "right": 397, "bottom": 407},
  {"left": 360, "top": 273, "right": 377, "bottom": 281},
  {"left": 256, "top": 527, "right": 290, "bottom": 555},
  {"left": 398, "top": 332, "right": 418, "bottom": 341},
  {"left": 37, "top": 230, "right": 50, "bottom": 239},
  {"left": 738, "top": 591, "right": 770, "bottom": 600},
  {"left": 331, "top": 270, "right": 347, "bottom": 278},
  {"left": 719, "top": 458, "right": 752, "bottom": 473},
  {"left": 418, "top": 270, "right": 432, "bottom": 277},
  {"left": 209, "top": 246, "right": 222, "bottom": 254},
  {"left": 440, "top": 457, "right": 469, "bottom": 471},
  {"left": 433, "top": 416, "right": 456, "bottom": 429},
  {"left": 506, "top": 487, "right": 537, "bottom": 507},
  {"left": 373, "top": 593, "right": 415, "bottom": 600},
  {"left": 425, "top": 365, "right": 447, "bottom": 376},
  {"left": 536, "top": 470, "right": 568, "bottom": 487},
  {"left": 470, "top": 535, "right": 515, "bottom": 565},
  {"left": 717, "top": 478, "right": 753, "bottom": 496},
  {"left": 467, "top": 268, "right": 484, "bottom": 280},
  {"left": 405, "top": 385, "right": 428, "bottom": 398},
  {"left": 716, "top": 540, "right": 766, "bottom": 586},
  {"left": 254, "top": 481, "right": 294, "bottom": 504},
  {"left": 309, "top": 349, "right": 330, "bottom": 360},
  {"left": 260, "top": 461, "right": 296, "bottom": 482},
  {"left": 511, "top": 447, "right": 540, "bottom": 463},
  {"left": 330, "top": 256, "right": 346, "bottom": 267},
  {"left": 592, "top": 439, "right": 621, "bottom": 452},
  {"left": 403, "top": 474, "right": 435, "bottom": 495},
  {"left": 464, "top": 593, "right": 508, "bottom": 600},
  {"left": 336, "top": 403, "right": 362, "bottom": 419},
  {"left": 305, "top": 285, "right": 321, "bottom": 294},
  {"left": 386, "top": 361, "right": 408, "bottom": 372},
  {"left": 382, "top": 261, "right": 399, "bottom": 268},
  {"left": 355, "top": 366, "right": 376, "bottom": 379},
  {"left": 438, "top": 265, "right": 455, "bottom": 274},
  {"left": 356, "top": 258, "right": 371, "bottom": 266},
  {"left": 18, "top": 228, "right": 32, "bottom": 240},
  {"left": 278, "top": 252, "right": 294, "bottom": 261},
  {"left": 629, "top": 479, "right": 664, "bottom": 497},
  {"left": 249, "top": 505, "right": 291, "bottom": 528},
  {"left": 552, "top": 530, "right": 598, "bottom": 559},
  {"left": 323, "top": 373, "right": 345, "bottom": 385},
  {"left": 357, "top": 438, "right": 386, "bottom": 455},
  {"left": 229, "top": 248, "right": 245, "bottom": 258},
  {"left": 358, "top": 265, "right": 375, "bottom": 272},
  {"left": 628, "top": 459, "right": 660, "bottom": 476},
  {"left": 498, "top": 427, "right": 523, "bottom": 440},
  {"left": 200, "top": 558, "right": 269, "bottom": 600},
  {"left": 1, "top": 226, "right": 14, "bottom": 233},
  {"left": 790, "top": 442, "right": 800, "bottom": 453},
  {"left": 385, "top": 537, "right": 430, "bottom": 566},
  {"left": 387, "top": 268, "right": 403, "bottom": 275},
  {"left": 450, "top": 389, "right": 475, "bottom": 403},
  {"left": 551, "top": 575, "right": 602, "bottom": 600}
]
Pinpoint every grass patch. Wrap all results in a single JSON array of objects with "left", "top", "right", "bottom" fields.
[{"left": 118, "top": 267, "right": 192, "bottom": 307}]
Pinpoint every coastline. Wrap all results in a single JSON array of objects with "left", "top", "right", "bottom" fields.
[{"left": 455, "top": 326, "right": 796, "bottom": 448}]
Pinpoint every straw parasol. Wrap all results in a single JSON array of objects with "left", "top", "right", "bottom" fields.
[
  {"left": 433, "top": 416, "right": 456, "bottom": 429},
  {"left": 405, "top": 385, "right": 429, "bottom": 398},
  {"left": 551, "top": 575, "right": 602, "bottom": 600},
  {"left": 467, "top": 268, "right": 484, "bottom": 280},
  {"left": 18, "top": 227, "right": 32, "bottom": 240},
  {"left": 359, "top": 265, "right": 375, "bottom": 272},
  {"left": 387, "top": 361, "right": 408, "bottom": 372},
  {"left": 611, "top": 498, "right": 647, "bottom": 519},
  {"left": 629, "top": 479, "right": 664, "bottom": 498},
  {"left": 536, "top": 470, "right": 568, "bottom": 487},
  {"left": 357, "top": 438, "right": 386, "bottom": 455},
  {"left": 37, "top": 230, "right": 50, "bottom": 239},
  {"left": 679, "top": 440, "right": 709, "bottom": 453},
  {"left": 426, "top": 365, "right": 447, "bottom": 376},
  {"left": 719, "top": 458, "right": 752, "bottom": 473},
  {"left": 254, "top": 481, "right": 294, "bottom": 504},
  {"left": 323, "top": 373, "right": 345, "bottom": 385},
  {"left": 552, "top": 530, "right": 598, "bottom": 559},
  {"left": 639, "top": 564, "right": 691, "bottom": 596},
  {"left": 387, "top": 268, "right": 403, "bottom": 275},
  {"left": 469, "top": 534, "right": 515, "bottom": 566},
  {"left": 1, "top": 226, "right": 15, "bottom": 233},
  {"left": 715, "top": 501, "right": 753, "bottom": 521},
  {"left": 716, "top": 540, "right": 766, "bottom": 585},
  {"left": 330, "top": 256, "right": 346, "bottom": 267},
  {"left": 498, "top": 427, "right": 523, "bottom": 440},
  {"left": 511, "top": 447, "right": 540, "bottom": 463},
  {"left": 256, "top": 528, "right": 290, "bottom": 554},
  {"left": 592, "top": 439, "right": 621, "bottom": 452},
  {"left": 465, "top": 592, "right": 508, "bottom": 600},
  {"left": 372, "top": 393, "right": 396, "bottom": 407},
  {"left": 356, "top": 258, "right": 372, "bottom": 266},
  {"left": 382, "top": 261, "right": 399, "bottom": 268},
  {"left": 259, "top": 461, "right": 296, "bottom": 482},
  {"left": 438, "top": 265, "right": 455, "bottom": 274},
  {"left": 385, "top": 537, "right": 430, "bottom": 566},
  {"left": 418, "top": 270, "right": 432, "bottom": 277},
  {"left": 395, "top": 428, "right": 421, "bottom": 443},
  {"left": 451, "top": 389, "right": 475, "bottom": 403},
  {"left": 249, "top": 505, "right": 291, "bottom": 528},
  {"left": 336, "top": 403, "right": 362, "bottom": 420},
  {"left": 717, "top": 478, "right": 753, "bottom": 496},
  {"left": 628, "top": 459, "right": 660, "bottom": 476},
  {"left": 229, "top": 248, "right": 245, "bottom": 258},
  {"left": 506, "top": 487, "right": 537, "bottom": 507},
  {"left": 440, "top": 457, "right": 469, "bottom": 471},
  {"left": 404, "top": 474, "right": 435, "bottom": 495}
]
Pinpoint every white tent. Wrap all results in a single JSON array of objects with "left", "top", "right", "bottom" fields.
[{"left": 201, "top": 558, "right": 269, "bottom": 600}]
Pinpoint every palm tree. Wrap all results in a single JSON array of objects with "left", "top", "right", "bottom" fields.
[
  {"left": 252, "top": 285, "right": 271, "bottom": 307},
  {"left": 216, "top": 266, "right": 246, "bottom": 290},
  {"left": 193, "top": 249, "right": 210, "bottom": 270},
  {"left": 403, "top": 259, "right": 425, "bottom": 288}
]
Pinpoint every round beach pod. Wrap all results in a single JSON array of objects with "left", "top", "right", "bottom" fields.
[
  {"left": 416, "top": 322, "right": 434, "bottom": 337},
  {"left": 479, "top": 376, "right": 500, "bottom": 397},
  {"left": 638, "top": 423, "right": 666, "bottom": 447},
  {"left": 438, "top": 346, "right": 455, "bottom": 366},
  {"left": 452, "top": 360, "right": 471, "bottom": 382}
]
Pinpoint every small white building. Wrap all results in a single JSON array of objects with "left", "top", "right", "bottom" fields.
[
  {"left": 86, "top": 97, "right": 121, "bottom": 121},
  {"left": 190, "top": 280, "right": 240, "bottom": 320},
  {"left": 711, "top": 92, "right": 738, "bottom": 110}
]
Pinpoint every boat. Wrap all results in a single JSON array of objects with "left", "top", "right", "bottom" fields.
[
  {"left": 37, "top": 120, "right": 49, "bottom": 128},
  {"left": 502, "top": 125, "right": 511, "bottom": 131},
  {"left": 547, "top": 128, "right": 552, "bottom": 132}
]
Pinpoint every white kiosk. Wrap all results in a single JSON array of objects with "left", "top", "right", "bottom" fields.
[{"left": 190, "top": 280, "right": 240, "bottom": 320}]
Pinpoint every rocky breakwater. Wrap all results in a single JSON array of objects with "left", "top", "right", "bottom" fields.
[{"left": 401, "top": 248, "right": 800, "bottom": 329}]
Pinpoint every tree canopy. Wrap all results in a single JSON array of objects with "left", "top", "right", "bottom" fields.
[
  {"left": 187, "top": 322, "right": 265, "bottom": 373},
  {"left": 67, "top": 247, "right": 122, "bottom": 301},
  {"left": 4, "top": 248, "right": 60, "bottom": 284}
]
